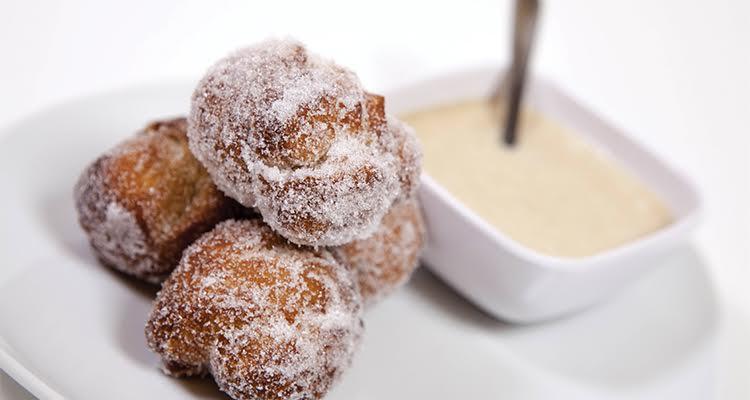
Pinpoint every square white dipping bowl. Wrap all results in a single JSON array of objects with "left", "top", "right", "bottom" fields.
[{"left": 385, "top": 67, "right": 701, "bottom": 323}]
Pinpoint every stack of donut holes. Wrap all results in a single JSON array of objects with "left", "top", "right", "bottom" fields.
[{"left": 74, "top": 38, "right": 424, "bottom": 400}]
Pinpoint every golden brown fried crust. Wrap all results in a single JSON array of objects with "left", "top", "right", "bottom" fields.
[
  {"left": 255, "top": 95, "right": 341, "bottom": 168},
  {"left": 364, "top": 93, "right": 387, "bottom": 135},
  {"left": 333, "top": 198, "right": 426, "bottom": 307},
  {"left": 146, "top": 219, "right": 363, "bottom": 400},
  {"left": 74, "top": 117, "right": 240, "bottom": 282}
]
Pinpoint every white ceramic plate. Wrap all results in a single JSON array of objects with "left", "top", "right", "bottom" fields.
[{"left": 0, "top": 83, "right": 719, "bottom": 400}]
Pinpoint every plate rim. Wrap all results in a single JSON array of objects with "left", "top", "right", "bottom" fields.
[{"left": 0, "top": 346, "right": 62, "bottom": 400}]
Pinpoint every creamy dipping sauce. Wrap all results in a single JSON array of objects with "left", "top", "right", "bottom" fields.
[{"left": 402, "top": 100, "right": 673, "bottom": 258}]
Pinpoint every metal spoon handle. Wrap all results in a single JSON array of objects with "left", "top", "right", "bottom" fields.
[{"left": 504, "top": 0, "right": 539, "bottom": 146}]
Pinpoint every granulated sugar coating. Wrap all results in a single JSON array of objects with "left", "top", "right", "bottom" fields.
[
  {"left": 387, "top": 116, "right": 422, "bottom": 201},
  {"left": 74, "top": 118, "right": 239, "bottom": 283},
  {"left": 333, "top": 197, "right": 426, "bottom": 307},
  {"left": 252, "top": 132, "right": 399, "bottom": 247},
  {"left": 188, "top": 38, "right": 404, "bottom": 246},
  {"left": 145, "top": 219, "right": 364, "bottom": 400}
]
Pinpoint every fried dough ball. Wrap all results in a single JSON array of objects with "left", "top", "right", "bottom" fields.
[
  {"left": 146, "top": 219, "right": 363, "bottom": 400},
  {"left": 333, "top": 197, "right": 426, "bottom": 307},
  {"left": 188, "top": 38, "right": 401, "bottom": 246},
  {"left": 74, "top": 118, "right": 238, "bottom": 283}
]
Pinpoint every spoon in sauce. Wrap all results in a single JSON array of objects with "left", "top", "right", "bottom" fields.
[{"left": 494, "top": 0, "right": 540, "bottom": 146}]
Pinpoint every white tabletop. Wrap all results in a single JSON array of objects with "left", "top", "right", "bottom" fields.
[{"left": 1, "top": 0, "right": 748, "bottom": 398}]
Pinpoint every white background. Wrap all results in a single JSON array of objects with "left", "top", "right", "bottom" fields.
[{"left": 0, "top": 0, "right": 748, "bottom": 398}]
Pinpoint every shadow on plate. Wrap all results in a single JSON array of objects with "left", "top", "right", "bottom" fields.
[
  {"left": 407, "top": 245, "right": 719, "bottom": 390},
  {"left": 36, "top": 187, "right": 94, "bottom": 265},
  {"left": 176, "top": 377, "right": 233, "bottom": 400},
  {"left": 113, "top": 275, "right": 159, "bottom": 367}
]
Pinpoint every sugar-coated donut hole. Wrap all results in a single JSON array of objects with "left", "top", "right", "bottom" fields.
[
  {"left": 145, "top": 219, "right": 363, "bottom": 400},
  {"left": 188, "top": 39, "right": 405, "bottom": 246},
  {"left": 74, "top": 118, "right": 239, "bottom": 283}
]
